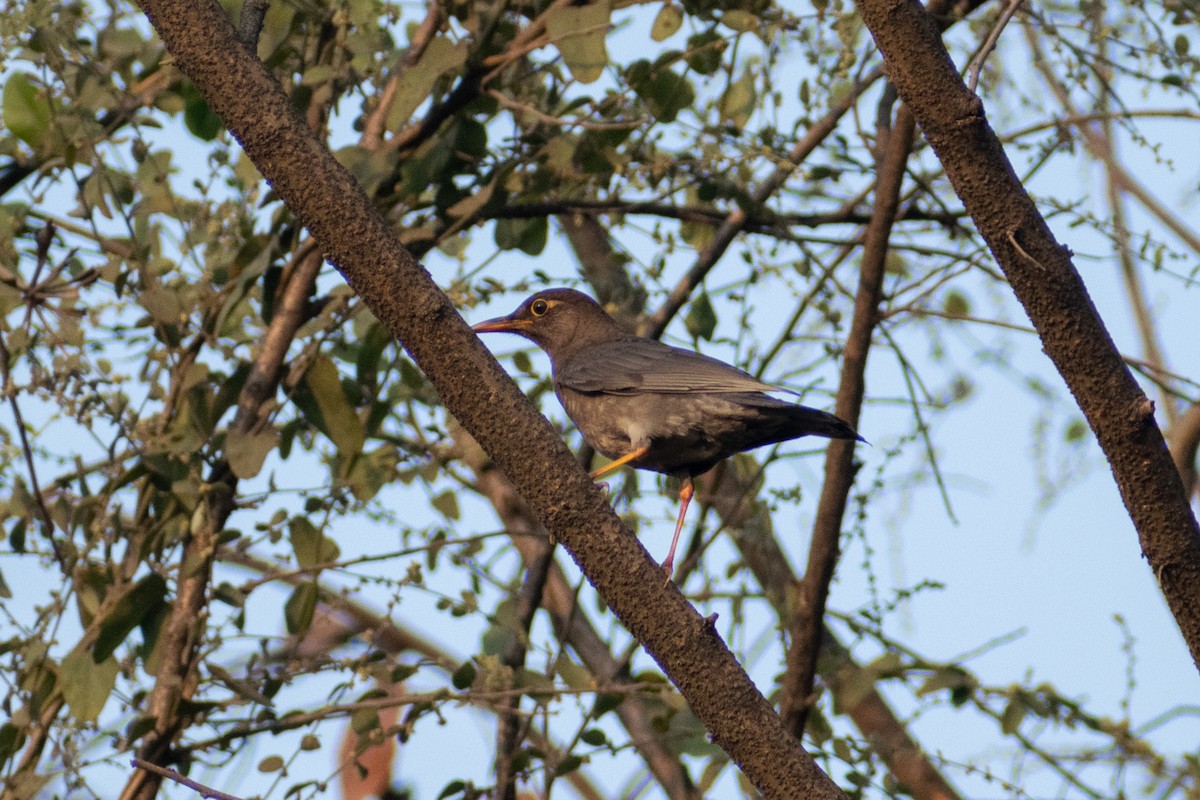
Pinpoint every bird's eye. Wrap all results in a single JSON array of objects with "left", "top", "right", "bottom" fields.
[{"left": 530, "top": 299, "right": 549, "bottom": 316}]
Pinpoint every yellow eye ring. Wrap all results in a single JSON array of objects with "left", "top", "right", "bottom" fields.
[{"left": 530, "top": 299, "right": 549, "bottom": 316}]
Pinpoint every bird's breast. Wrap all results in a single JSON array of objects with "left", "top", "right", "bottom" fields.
[{"left": 555, "top": 384, "right": 734, "bottom": 476}]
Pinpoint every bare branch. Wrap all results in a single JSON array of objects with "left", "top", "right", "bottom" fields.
[
  {"left": 781, "top": 102, "right": 916, "bottom": 734},
  {"left": 855, "top": 0, "right": 1200, "bottom": 670}
]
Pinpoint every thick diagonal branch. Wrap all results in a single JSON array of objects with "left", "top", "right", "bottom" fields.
[
  {"left": 854, "top": 0, "right": 1200, "bottom": 668},
  {"left": 132, "top": 1, "right": 847, "bottom": 795}
]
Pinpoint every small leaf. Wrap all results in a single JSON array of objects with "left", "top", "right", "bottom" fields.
[
  {"left": 720, "top": 9, "right": 758, "bottom": 31},
  {"left": 684, "top": 32, "right": 725, "bottom": 75},
  {"left": 95, "top": 574, "right": 168, "bottom": 662},
  {"left": 942, "top": 290, "right": 970, "bottom": 317},
  {"left": 684, "top": 292, "right": 717, "bottom": 341},
  {"left": 258, "top": 755, "right": 285, "bottom": 773},
  {"left": 1065, "top": 418, "right": 1089, "bottom": 442},
  {"left": 386, "top": 36, "right": 469, "bottom": 130},
  {"left": 545, "top": 0, "right": 610, "bottom": 83},
  {"left": 451, "top": 660, "right": 477, "bottom": 690},
  {"left": 718, "top": 70, "right": 756, "bottom": 130},
  {"left": 227, "top": 429, "right": 278, "bottom": 479},
  {"left": 430, "top": 490, "right": 460, "bottom": 520},
  {"left": 627, "top": 60, "right": 695, "bottom": 122},
  {"left": 284, "top": 582, "right": 319, "bottom": 635},
  {"left": 0, "top": 722, "right": 23, "bottom": 764},
  {"left": 592, "top": 691, "right": 623, "bottom": 717},
  {"left": 651, "top": 3, "right": 683, "bottom": 40},
  {"left": 494, "top": 217, "right": 548, "bottom": 255},
  {"left": 303, "top": 356, "right": 365, "bottom": 457},
  {"left": 289, "top": 516, "right": 323, "bottom": 568},
  {"left": 3, "top": 73, "right": 52, "bottom": 149},
  {"left": 580, "top": 728, "right": 607, "bottom": 746},
  {"left": 182, "top": 88, "right": 221, "bottom": 141},
  {"left": 437, "top": 780, "right": 466, "bottom": 799},
  {"left": 60, "top": 650, "right": 119, "bottom": 723},
  {"left": 553, "top": 754, "right": 584, "bottom": 777},
  {"left": 1000, "top": 695, "right": 1026, "bottom": 734}
]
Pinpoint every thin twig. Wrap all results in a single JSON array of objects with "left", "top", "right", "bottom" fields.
[
  {"left": 0, "top": 329, "right": 61, "bottom": 563},
  {"left": 130, "top": 759, "right": 246, "bottom": 800},
  {"left": 966, "top": 0, "right": 1025, "bottom": 92},
  {"left": 496, "top": 539, "right": 555, "bottom": 800}
]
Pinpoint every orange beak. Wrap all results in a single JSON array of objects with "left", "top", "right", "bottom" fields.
[{"left": 472, "top": 314, "right": 531, "bottom": 334}]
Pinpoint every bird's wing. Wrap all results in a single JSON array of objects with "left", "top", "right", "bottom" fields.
[{"left": 557, "top": 339, "right": 780, "bottom": 395}]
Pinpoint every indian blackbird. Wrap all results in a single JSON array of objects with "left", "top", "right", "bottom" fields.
[{"left": 473, "top": 288, "right": 862, "bottom": 579}]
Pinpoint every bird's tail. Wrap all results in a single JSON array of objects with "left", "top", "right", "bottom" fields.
[{"left": 790, "top": 406, "right": 865, "bottom": 443}]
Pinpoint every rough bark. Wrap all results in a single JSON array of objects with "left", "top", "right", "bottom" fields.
[{"left": 131, "top": 1, "right": 847, "bottom": 796}]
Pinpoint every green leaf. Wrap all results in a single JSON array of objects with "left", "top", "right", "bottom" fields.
[
  {"left": 1000, "top": 694, "right": 1027, "bottom": 734},
  {"left": 289, "top": 516, "right": 339, "bottom": 568},
  {"left": 437, "top": 780, "right": 466, "bottom": 799},
  {"left": 718, "top": 70, "right": 756, "bottom": 130},
  {"left": 451, "top": 659, "right": 477, "bottom": 690},
  {"left": 684, "top": 292, "right": 717, "bottom": 341},
  {"left": 60, "top": 649, "right": 119, "bottom": 724},
  {"left": 1065, "top": 418, "right": 1089, "bottom": 442},
  {"left": 0, "top": 722, "right": 24, "bottom": 765},
  {"left": 302, "top": 356, "right": 365, "bottom": 457},
  {"left": 545, "top": 0, "right": 610, "bottom": 83},
  {"left": 284, "top": 582, "right": 318, "bottom": 634},
  {"left": 651, "top": 4, "right": 683, "bottom": 40},
  {"left": 627, "top": 60, "right": 695, "bottom": 122},
  {"left": 227, "top": 429, "right": 278, "bottom": 479},
  {"left": 553, "top": 754, "right": 584, "bottom": 777},
  {"left": 430, "top": 490, "right": 460, "bottom": 520},
  {"left": 182, "top": 84, "right": 221, "bottom": 141},
  {"left": 592, "top": 691, "right": 623, "bottom": 717},
  {"left": 720, "top": 9, "right": 759, "bottom": 31},
  {"left": 580, "top": 727, "right": 607, "bottom": 746},
  {"left": 95, "top": 574, "right": 168, "bottom": 662},
  {"left": 386, "top": 36, "right": 469, "bottom": 130},
  {"left": 684, "top": 32, "right": 726, "bottom": 75},
  {"left": 258, "top": 755, "right": 285, "bottom": 773},
  {"left": 942, "top": 290, "right": 970, "bottom": 317},
  {"left": 0, "top": 568, "right": 10, "bottom": 600},
  {"left": 3, "top": 73, "right": 52, "bottom": 149},
  {"left": 494, "top": 216, "right": 548, "bottom": 255}
]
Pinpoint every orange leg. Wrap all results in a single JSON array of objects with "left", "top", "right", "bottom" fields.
[
  {"left": 589, "top": 444, "right": 651, "bottom": 480},
  {"left": 660, "top": 477, "right": 694, "bottom": 584}
]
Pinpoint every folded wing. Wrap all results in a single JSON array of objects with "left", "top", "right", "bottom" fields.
[{"left": 558, "top": 339, "right": 782, "bottom": 395}]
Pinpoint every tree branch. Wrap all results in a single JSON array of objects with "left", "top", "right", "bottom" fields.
[
  {"left": 854, "top": 0, "right": 1200, "bottom": 669},
  {"left": 132, "top": 1, "right": 847, "bottom": 795},
  {"left": 781, "top": 102, "right": 916, "bottom": 735}
]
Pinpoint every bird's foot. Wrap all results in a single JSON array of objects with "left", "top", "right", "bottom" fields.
[{"left": 659, "top": 558, "right": 674, "bottom": 587}]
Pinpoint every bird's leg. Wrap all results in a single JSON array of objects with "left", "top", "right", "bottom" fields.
[
  {"left": 660, "top": 477, "right": 694, "bottom": 584},
  {"left": 588, "top": 445, "right": 651, "bottom": 480}
]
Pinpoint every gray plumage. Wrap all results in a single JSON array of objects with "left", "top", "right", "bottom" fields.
[
  {"left": 474, "top": 287, "right": 863, "bottom": 578},
  {"left": 474, "top": 288, "right": 861, "bottom": 479}
]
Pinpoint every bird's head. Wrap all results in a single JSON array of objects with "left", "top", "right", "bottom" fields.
[{"left": 472, "top": 288, "right": 627, "bottom": 361}]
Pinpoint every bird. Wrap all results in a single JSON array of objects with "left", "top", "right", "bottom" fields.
[{"left": 473, "top": 288, "right": 863, "bottom": 580}]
